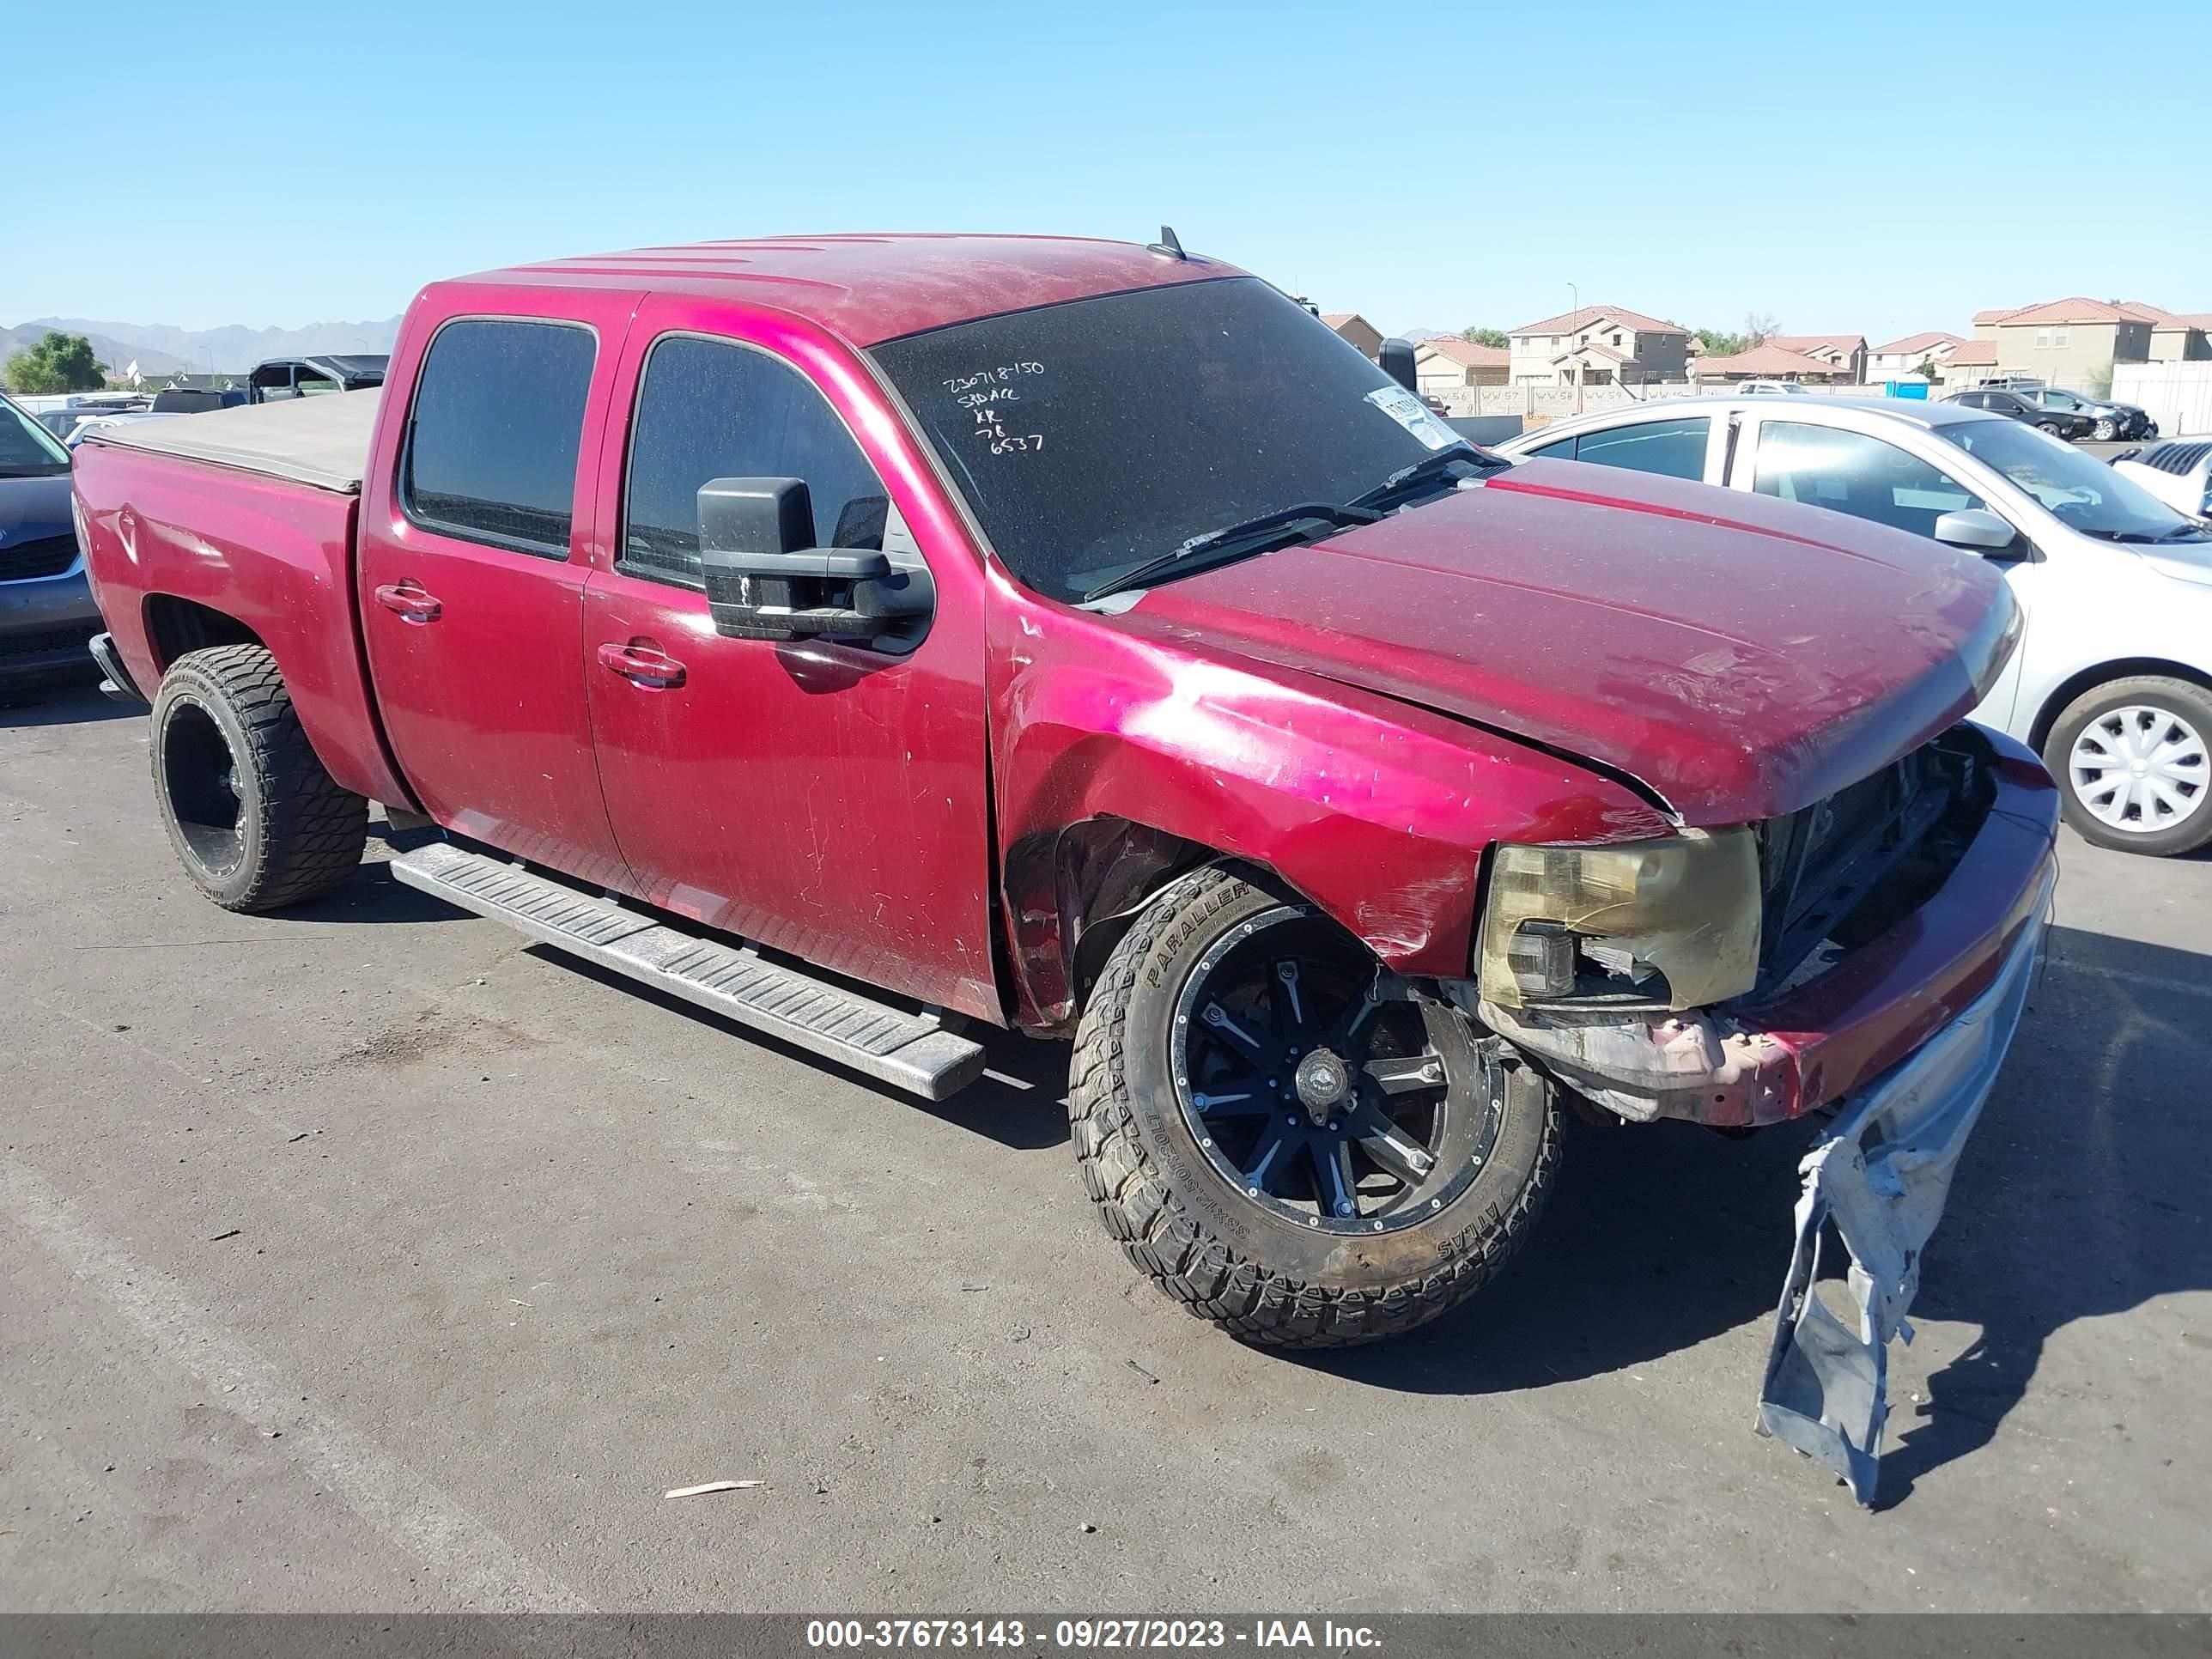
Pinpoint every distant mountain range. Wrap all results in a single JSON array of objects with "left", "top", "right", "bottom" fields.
[{"left": 3, "top": 316, "right": 401, "bottom": 377}]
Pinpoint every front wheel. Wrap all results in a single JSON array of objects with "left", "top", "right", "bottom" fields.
[
  {"left": 2037, "top": 420, "right": 2067, "bottom": 438},
  {"left": 2044, "top": 675, "right": 2212, "bottom": 855},
  {"left": 1068, "top": 868, "right": 1562, "bottom": 1347},
  {"left": 2094, "top": 417, "right": 2118, "bottom": 441}
]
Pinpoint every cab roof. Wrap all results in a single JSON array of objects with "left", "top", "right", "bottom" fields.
[{"left": 465, "top": 234, "right": 1242, "bottom": 347}]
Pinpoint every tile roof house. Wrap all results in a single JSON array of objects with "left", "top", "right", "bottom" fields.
[
  {"left": 1505, "top": 305, "right": 1690, "bottom": 386},
  {"left": 1692, "top": 343, "right": 1851, "bottom": 384},
  {"left": 1317, "top": 312, "right": 1384, "bottom": 362},
  {"left": 1765, "top": 334, "right": 1868, "bottom": 383},
  {"left": 1413, "top": 336, "right": 1510, "bottom": 391},
  {"left": 2118, "top": 302, "right": 2212, "bottom": 362},
  {"left": 1968, "top": 298, "right": 2158, "bottom": 388},
  {"left": 1868, "top": 331, "right": 1963, "bottom": 380}
]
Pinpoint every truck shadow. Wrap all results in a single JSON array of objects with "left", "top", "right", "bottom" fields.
[
  {"left": 0, "top": 680, "right": 136, "bottom": 726},
  {"left": 1291, "top": 923, "right": 2212, "bottom": 1507}
]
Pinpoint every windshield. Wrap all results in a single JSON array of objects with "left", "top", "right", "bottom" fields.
[
  {"left": 1942, "top": 418, "right": 2207, "bottom": 541},
  {"left": 0, "top": 398, "right": 72, "bottom": 475},
  {"left": 871, "top": 277, "right": 1467, "bottom": 603}
]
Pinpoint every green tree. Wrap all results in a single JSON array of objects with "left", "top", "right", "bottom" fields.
[
  {"left": 1461, "top": 326, "right": 1510, "bottom": 348},
  {"left": 1915, "top": 357, "right": 1939, "bottom": 380},
  {"left": 4, "top": 331, "right": 107, "bottom": 394},
  {"left": 1696, "top": 327, "right": 1749, "bottom": 356}
]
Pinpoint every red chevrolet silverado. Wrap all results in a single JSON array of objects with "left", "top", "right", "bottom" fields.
[{"left": 73, "top": 233, "right": 2056, "bottom": 1501}]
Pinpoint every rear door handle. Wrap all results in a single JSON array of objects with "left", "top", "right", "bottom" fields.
[
  {"left": 374, "top": 581, "right": 442, "bottom": 623},
  {"left": 596, "top": 641, "right": 687, "bottom": 690}
]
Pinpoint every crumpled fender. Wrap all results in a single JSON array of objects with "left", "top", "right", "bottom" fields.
[{"left": 986, "top": 569, "right": 1670, "bottom": 1030}]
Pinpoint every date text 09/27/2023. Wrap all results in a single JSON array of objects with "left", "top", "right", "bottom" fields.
[{"left": 805, "top": 1620, "right": 1384, "bottom": 1650}]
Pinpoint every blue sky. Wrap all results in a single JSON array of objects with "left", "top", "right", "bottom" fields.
[{"left": 4, "top": 0, "right": 2203, "bottom": 340}]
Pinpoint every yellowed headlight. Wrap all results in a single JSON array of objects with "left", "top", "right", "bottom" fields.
[{"left": 1476, "top": 829, "right": 1762, "bottom": 1011}]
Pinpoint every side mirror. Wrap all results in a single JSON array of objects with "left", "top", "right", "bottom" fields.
[
  {"left": 696, "top": 477, "right": 902, "bottom": 641},
  {"left": 1934, "top": 507, "right": 2019, "bottom": 554},
  {"left": 1379, "top": 337, "right": 1419, "bottom": 394}
]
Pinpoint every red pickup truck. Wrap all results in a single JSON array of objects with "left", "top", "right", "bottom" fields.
[{"left": 74, "top": 233, "right": 2057, "bottom": 1501}]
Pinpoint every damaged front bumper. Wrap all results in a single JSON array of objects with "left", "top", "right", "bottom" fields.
[
  {"left": 1462, "top": 728, "right": 2059, "bottom": 1503},
  {"left": 1472, "top": 730, "right": 2058, "bottom": 1127},
  {"left": 1759, "top": 876, "right": 2050, "bottom": 1504}
]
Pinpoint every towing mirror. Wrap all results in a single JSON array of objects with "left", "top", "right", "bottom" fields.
[
  {"left": 1933, "top": 507, "right": 2019, "bottom": 555},
  {"left": 1379, "top": 337, "right": 1419, "bottom": 394},
  {"left": 697, "top": 477, "right": 899, "bottom": 642}
]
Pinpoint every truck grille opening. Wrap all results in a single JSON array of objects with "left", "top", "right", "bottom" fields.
[
  {"left": 0, "top": 535, "right": 80, "bottom": 583},
  {"left": 1747, "top": 726, "right": 1996, "bottom": 1002}
]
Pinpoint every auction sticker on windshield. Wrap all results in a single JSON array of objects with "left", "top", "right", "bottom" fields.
[{"left": 1364, "top": 385, "right": 1462, "bottom": 451}]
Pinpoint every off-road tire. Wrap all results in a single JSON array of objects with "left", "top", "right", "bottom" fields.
[
  {"left": 1067, "top": 866, "right": 1563, "bottom": 1348},
  {"left": 151, "top": 645, "right": 368, "bottom": 911},
  {"left": 2042, "top": 674, "right": 2212, "bottom": 856}
]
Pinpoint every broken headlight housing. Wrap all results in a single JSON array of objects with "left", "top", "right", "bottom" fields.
[{"left": 1475, "top": 830, "right": 1761, "bottom": 1012}]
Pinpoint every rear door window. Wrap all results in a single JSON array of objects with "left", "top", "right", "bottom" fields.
[
  {"left": 1542, "top": 416, "right": 1711, "bottom": 481},
  {"left": 620, "top": 334, "right": 890, "bottom": 586},
  {"left": 1752, "top": 420, "right": 1984, "bottom": 540},
  {"left": 1571, "top": 416, "right": 1711, "bottom": 479},
  {"left": 401, "top": 319, "right": 597, "bottom": 557}
]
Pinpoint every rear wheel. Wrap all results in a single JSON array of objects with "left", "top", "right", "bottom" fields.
[
  {"left": 151, "top": 645, "right": 368, "bottom": 910},
  {"left": 1068, "top": 868, "right": 1561, "bottom": 1347},
  {"left": 2044, "top": 675, "right": 2212, "bottom": 855}
]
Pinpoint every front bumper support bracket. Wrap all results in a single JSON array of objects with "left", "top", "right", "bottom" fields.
[{"left": 1757, "top": 884, "right": 2049, "bottom": 1505}]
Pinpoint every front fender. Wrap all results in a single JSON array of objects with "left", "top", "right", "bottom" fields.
[{"left": 988, "top": 577, "right": 1671, "bottom": 1028}]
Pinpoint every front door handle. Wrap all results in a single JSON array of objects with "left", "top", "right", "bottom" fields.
[
  {"left": 374, "top": 581, "right": 442, "bottom": 623},
  {"left": 597, "top": 641, "right": 687, "bottom": 690}
]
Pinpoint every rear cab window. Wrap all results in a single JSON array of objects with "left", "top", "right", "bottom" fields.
[{"left": 400, "top": 319, "right": 598, "bottom": 557}]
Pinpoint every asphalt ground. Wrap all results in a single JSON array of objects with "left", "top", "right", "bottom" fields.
[{"left": 2, "top": 683, "right": 2208, "bottom": 1613}]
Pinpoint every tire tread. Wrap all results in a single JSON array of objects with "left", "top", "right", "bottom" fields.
[{"left": 1066, "top": 867, "right": 1563, "bottom": 1348}]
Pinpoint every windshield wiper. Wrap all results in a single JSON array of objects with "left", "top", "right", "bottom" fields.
[
  {"left": 2077, "top": 525, "right": 2209, "bottom": 544},
  {"left": 1346, "top": 446, "right": 1498, "bottom": 514},
  {"left": 1079, "top": 502, "right": 1380, "bottom": 604}
]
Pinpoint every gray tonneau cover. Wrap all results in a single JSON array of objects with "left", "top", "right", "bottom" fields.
[{"left": 82, "top": 390, "right": 379, "bottom": 495}]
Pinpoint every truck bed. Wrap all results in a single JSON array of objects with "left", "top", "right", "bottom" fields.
[{"left": 79, "top": 389, "right": 378, "bottom": 495}]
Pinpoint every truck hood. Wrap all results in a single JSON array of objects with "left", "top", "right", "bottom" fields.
[
  {"left": 1106, "top": 461, "right": 2016, "bottom": 823},
  {"left": 0, "top": 472, "right": 76, "bottom": 546}
]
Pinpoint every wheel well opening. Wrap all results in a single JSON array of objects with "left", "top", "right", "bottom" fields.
[
  {"left": 2030, "top": 658, "right": 2212, "bottom": 754},
  {"left": 143, "top": 595, "right": 264, "bottom": 674}
]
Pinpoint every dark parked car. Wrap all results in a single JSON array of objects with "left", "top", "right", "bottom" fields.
[
  {"left": 147, "top": 387, "right": 247, "bottom": 414},
  {"left": 2012, "top": 385, "right": 2155, "bottom": 441},
  {"left": 1943, "top": 386, "right": 2094, "bottom": 439},
  {"left": 0, "top": 393, "right": 100, "bottom": 695},
  {"left": 245, "top": 355, "right": 387, "bottom": 404}
]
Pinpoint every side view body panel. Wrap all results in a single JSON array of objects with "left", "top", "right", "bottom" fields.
[{"left": 73, "top": 441, "right": 412, "bottom": 806}]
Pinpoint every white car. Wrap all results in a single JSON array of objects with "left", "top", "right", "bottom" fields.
[
  {"left": 2112, "top": 440, "right": 2212, "bottom": 524},
  {"left": 1496, "top": 396, "right": 2212, "bottom": 854},
  {"left": 1735, "top": 380, "right": 1809, "bottom": 396}
]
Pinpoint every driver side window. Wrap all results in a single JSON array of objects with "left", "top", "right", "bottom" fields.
[
  {"left": 1751, "top": 421, "right": 1990, "bottom": 543},
  {"left": 622, "top": 335, "right": 892, "bottom": 588}
]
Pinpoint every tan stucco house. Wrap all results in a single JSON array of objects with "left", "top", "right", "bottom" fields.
[
  {"left": 1970, "top": 299, "right": 2157, "bottom": 389},
  {"left": 1413, "top": 337, "right": 1510, "bottom": 391},
  {"left": 1318, "top": 312, "right": 1384, "bottom": 362},
  {"left": 1506, "top": 305, "right": 1690, "bottom": 386},
  {"left": 1692, "top": 343, "right": 1850, "bottom": 385},
  {"left": 1868, "top": 331, "right": 1962, "bottom": 381},
  {"left": 1765, "top": 334, "right": 1867, "bottom": 384}
]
